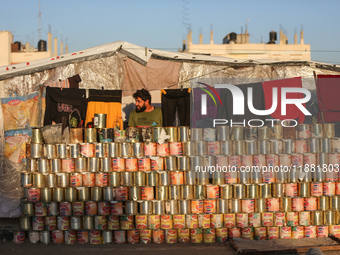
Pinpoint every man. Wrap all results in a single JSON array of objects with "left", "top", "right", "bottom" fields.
[{"left": 128, "top": 89, "right": 163, "bottom": 127}]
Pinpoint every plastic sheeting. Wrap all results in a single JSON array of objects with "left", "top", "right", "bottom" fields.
[{"left": 0, "top": 156, "right": 23, "bottom": 218}]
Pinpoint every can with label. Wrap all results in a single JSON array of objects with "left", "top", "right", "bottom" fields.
[
  {"left": 285, "top": 183, "right": 298, "bottom": 197},
  {"left": 286, "top": 212, "right": 299, "bottom": 226},
  {"left": 173, "top": 214, "right": 185, "bottom": 229},
  {"left": 215, "top": 228, "right": 228, "bottom": 242},
  {"left": 291, "top": 226, "right": 304, "bottom": 239},
  {"left": 111, "top": 157, "right": 125, "bottom": 172},
  {"left": 267, "top": 227, "right": 279, "bottom": 239},
  {"left": 280, "top": 226, "right": 291, "bottom": 239},
  {"left": 304, "top": 225, "right": 317, "bottom": 238},
  {"left": 206, "top": 185, "right": 220, "bottom": 199},
  {"left": 107, "top": 215, "right": 120, "bottom": 230},
  {"left": 114, "top": 230, "right": 126, "bottom": 244},
  {"left": 311, "top": 182, "right": 323, "bottom": 197},
  {"left": 266, "top": 198, "right": 280, "bottom": 212},
  {"left": 157, "top": 143, "right": 170, "bottom": 157},
  {"left": 186, "top": 214, "right": 198, "bottom": 229},
  {"left": 76, "top": 230, "right": 89, "bottom": 244},
  {"left": 274, "top": 212, "right": 285, "bottom": 227},
  {"left": 199, "top": 214, "right": 211, "bottom": 229},
  {"left": 292, "top": 197, "right": 304, "bottom": 212},
  {"left": 204, "top": 199, "right": 217, "bottom": 214},
  {"left": 64, "top": 230, "right": 76, "bottom": 244},
  {"left": 44, "top": 216, "right": 57, "bottom": 230},
  {"left": 178, "top": 228, "right": 190, "bottom": 243},
  {"left": 51, "top": 230, "right": 64, "bottom": 244},
  {"left": 94, "top": 215, "right": 107, "bottom": 230},
  {"left": 210, "top": 214, "right": 223, "bottom": 228},
  {"left": 329, "top": 225, "right": 340, "bottom": 238},
  {"left": 57, "top": 216, "right": 70, "bottom": 231},
  {"left": 203, "top": 228, "right": 216, "bottom": 243},
  {"left": 140, "top": 229, "right": 152, "bottom": 244},
  {"left": 135, "top": 215, "right": 148, "bottom": 230},
  {"left": 248, "top": 212, "right": 261, "bottom": 228},
  {"left": 262, "top": 212, "right": 274, "bottom": 227},
  {"left": 190, "top": 199, "right": 203, "bottom": 214},
  {"left": 224, "top": 213, "right": 236, "bottom": 228},
  {"left": 161, "top": 215, "right": 173, "bottom": 230},
  {"left": 299, "top": 211, "right": 311, "bottom": 226},
  {"left": 147, "top": 215, "right": 160, "bottom": 229},
  {"left": 151, "top": 229, "right": 164, "bottom": 244},
  {"left": 241, "top": 227, "right": 254, "bottom": 240},
  {"left": 165, "top": 229, "right": 177, "bottom": 244},
  {"left": 242, "top": 199, "right": 255, "bottom": 213},
  {"left": 190, "top": 228, "right": 203, "bottom": 243},
  {"left": 317, "top": 226, "right": 329, "bottom": 238},
  {"left": 236, "top": 213, "right": 248, "bottom": 228},
  {"left": 324, "top": 181, "right": 336, "bottom": 196},
  {"left": 32, "top": 216, "right": 44, "bottom": 231},
  {"left": 254, "top": 227, "right": 267, "bottom": 240}
]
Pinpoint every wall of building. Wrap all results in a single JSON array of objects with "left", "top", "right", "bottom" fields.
[
  {"left": 0, "top": 31, "right": 66, "bottom": 67},
  {"left": 185, "top": 30, "right": 311, "bottom": 61}
]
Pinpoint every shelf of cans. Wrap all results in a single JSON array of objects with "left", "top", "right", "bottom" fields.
[{"left": 16, "top": 123, "right": 340, "bottom": 244}]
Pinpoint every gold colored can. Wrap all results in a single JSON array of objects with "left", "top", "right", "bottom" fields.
[
  {"left": 229, "top": 199, "right": 241, "bottom": 213},
  {"left": 255, "top": 198, "right": 266, "bottom": 213},
  {"left": 318, "top": 196, "right": 330, "bottom": 211},
  {"left": 165, "top": 127, "right": 178, "bottom": 142},
  {"left": 233, "top": 184, "right": 245, "bottom": 199},
  {"left": 272, "top": 183, "right": 284, "bottom": 198},
  {"left": 181, "top": 185, "right": 193, "bottom": 200},
  {"left": 245, "top": 184, "right": 258, "bottom": 199},
  {"left": 219, "top": 184, "right": 233, "bottom": 199},
  {"left": 53, "top": 187, "right": 65, "bottom": 202},
  {"left": 155, "top": 186, "right": 168, "bottom": 200},
  {"left": 33, "top": 173, "right": 45, "bottom": 188},
  {"left": 258, "top": 126, "right": 269, "bottom": 140},
  {"left": 85, "top": 128, "right": 97, "bottom": 142},
  {"left": 298, "top": 182, "right": 310, "bottom": 197},
  {"left": 324, "top": 210, "right": 335, "bottom": 226},
  {"left": 258, "top": 183, "right": 272, "bottom": 198},
  {"left": 280, "top": 197, "right": 292, "bottom": 212},
  {"left": 330, "top": 196, "right": 340, "bottom": 211},
  {"left": 323, "top": 123, "right": 335, "bottom": 138},
  {"left": 311, "top": 211, "right": 324, "bottom": 225}
]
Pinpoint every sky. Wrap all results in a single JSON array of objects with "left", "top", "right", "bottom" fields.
[{"left": 1, "top": 0, "right": 340, "bottom": 64}]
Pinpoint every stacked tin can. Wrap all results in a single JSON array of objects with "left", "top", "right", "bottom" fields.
[{"left": 16, "top": 122, "right": 340, "bottom": 244}]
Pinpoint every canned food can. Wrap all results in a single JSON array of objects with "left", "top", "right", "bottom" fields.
[
  {"left": 107, "top": 216, "right": 120, "bottom": 230},
  {"left": 102, "top": 230, "right": 113, "bottom": 244},
  {"left": 268, "top": 227, "right": 280, "bottom": 239},
  {"left": 292, "top": 226, "right": 304, "bottom": 239},
  {"left": 228, "top": 228, "right": 241, "bottom": 238},
  {"left": 280, "top": 226, "right": 291, "bottom": 239},
  {"left": 77, "top": 230, "right": 89, "bottom": 244},
  {"left": 148, "top": 215, "right": 161, "bottom": 229},
  {"left": 286, "top": 212, "right": 299, "bottom": 226},
  {"left": 70, "top": 216, "right": 82, "bottom": 230},
  {"left": 114, "top": 230, "right": 127, "bottom": 244},
  {"left": 57, "top": 216, "right": 70, "bottom": 231},
  {"left": 204, "top": 199, "right": 217, "bottom": 214},
  {"left": 186, "top": 214, "right": 199, "bottom": 229},
  {"left": 199, "top": 214, "right": 211, "bottom": 229},
  {"left": 173, "top": 214, "right": 186, "bottom": 229},
  {"left": 304, "top": 225, "right": 317, "bottom": 238},
  {"left": 236, "top": 213, "right": 248, "bottom": 228},
  {"left": 317, "top": 225, "right": 329, "bottom": 238},
  {"left": 241, "top": 227, "right": 254, "bottom": 240},
  {"left": 120, "top": 215, "right": 134, "bottom": 230},
  {"left": 210, "top": 214, "right": 223, "bottom": 228},
  {"left": 299, "top": 211, "right": 311, "bottom": 226},
  {"left": 274, "top": 212, "right": 286, "bottom": 227},
  {"left": 203, "top": 228, "right": 216, "bottom": 243},
  {"left": 51, "top": 230, "right": 64, "bottom": 244},
  {"left": 85, "top": 201, "right": 98, "bottom": 216},
  {"left": 248, "top": 212, "right": 262, "bottom": 228},
  {"left": 152, "top": 229, "right": 165, "bottom": 244},
  {"left": 304, "top": 197, "right": 317, "bottom": 211},
  {"left": 242, "top": 199, "right": 255, "bottom": 213},
  {"left": 254, "top": 227, "right": 267, "bottom": 240},
  {"left": 126, "top": 229, "right": 139, "bottom": 244},
  {"left": 110, "top": 201, "right": 123, "bottom": 215},
  {"left": 45, "top": 216, "right": 57, "bottom": 230},
  {"left": 161, "top": 215, "right": 173, "bottom": 229}
]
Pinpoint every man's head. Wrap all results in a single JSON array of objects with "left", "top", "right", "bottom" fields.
[{"left": 133, "top": 89, "right": 152, "bottom": 113}]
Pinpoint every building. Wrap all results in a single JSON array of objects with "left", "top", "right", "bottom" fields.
[
  {"left": 181, "top": 29, "right": 311, "bottom": 61},
  {"left": 0, "top": 30, "right": 68, "bottom": 67}
]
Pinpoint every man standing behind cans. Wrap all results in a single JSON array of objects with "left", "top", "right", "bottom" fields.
[{"left": 128, "top": 89, "right": 163, "bottom": 127}]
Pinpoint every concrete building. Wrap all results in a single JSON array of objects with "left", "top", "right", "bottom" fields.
[
  {"left": 0, "top": 30, "right": 68, "bottom": 67},
  {"left": 182, "top": 29, "right": 311, "bottom": 61}
]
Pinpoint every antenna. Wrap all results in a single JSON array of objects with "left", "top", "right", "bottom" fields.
[{"left": 39, "top": 0, "right": 41, "bottom": 40}]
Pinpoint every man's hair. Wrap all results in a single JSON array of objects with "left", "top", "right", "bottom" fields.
[{"left": 133, "top": 89, "right": 152, "bottom": 104}]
